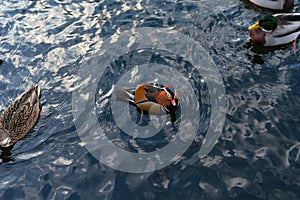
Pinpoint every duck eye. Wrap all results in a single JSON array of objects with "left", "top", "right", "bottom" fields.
[{"left": 163, "top": 88, "right": 172, "bottom": 99}]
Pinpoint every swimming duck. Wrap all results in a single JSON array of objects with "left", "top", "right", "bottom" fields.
[
  {"left": 116, "top": 83, "right": 179, "bottom": 119},
  {"left": 249, "top": 0, "right": 294, "bottom": 10},
  {"left": 0, "top": 85, "right": 41, "bottom": 148},
  {"left": 249, "top": 13, "right": 300, "bottom": 51}
]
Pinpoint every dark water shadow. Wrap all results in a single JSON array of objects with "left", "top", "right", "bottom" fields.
[{"left": 0, "top": 146, "right": 14, "bottom": 163}]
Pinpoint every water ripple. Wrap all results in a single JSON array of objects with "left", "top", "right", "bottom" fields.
[{"left": 0, "top": 0, "right": 300, "bottom": 199}]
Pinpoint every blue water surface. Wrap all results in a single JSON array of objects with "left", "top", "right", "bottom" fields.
[{"left": 1, "top": 0, "right": 300, "bottom": 199}]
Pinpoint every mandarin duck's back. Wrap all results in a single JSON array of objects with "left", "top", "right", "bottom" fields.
[{"left": 0, "top": 85, "right": 41, "bottom": 147}]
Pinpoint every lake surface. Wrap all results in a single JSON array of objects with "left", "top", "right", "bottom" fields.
[{"left": 1, "top": 0, "right": 300, "bottom": 199}]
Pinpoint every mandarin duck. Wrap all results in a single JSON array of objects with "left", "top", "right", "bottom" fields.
[
  {"left": 116, "top": 83, "right": 179, "bottom": 121},
  {"left": 0, "top": 85, "right": 41, "bottom": 148},
  {"left": 249, "top": 0, "right": 294, "bottom": 10},
  {"left": 249, "top": 13, "right": 300, "bottom": 52}
]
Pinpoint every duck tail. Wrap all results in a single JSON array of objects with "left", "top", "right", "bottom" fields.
[
  {"left": 115, "top": 89, "right": 135, "bottom": 104},
  {"left": 28, "top": 85, "right": 40, "bottom": 106}
]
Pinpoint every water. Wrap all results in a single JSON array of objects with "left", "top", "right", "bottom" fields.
[{"left": 1, "top": 0, "right": 300, "bottom": 199}]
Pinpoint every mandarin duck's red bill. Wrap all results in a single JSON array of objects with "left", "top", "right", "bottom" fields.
[{"left": 116, "top": 83, "right": 179, "bottom": 122}]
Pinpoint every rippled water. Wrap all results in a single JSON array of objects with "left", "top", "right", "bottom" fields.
[{"left": 1, "top": 0, "right": 300, "bottom": 199}]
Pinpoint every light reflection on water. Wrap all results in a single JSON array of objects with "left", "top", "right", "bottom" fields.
[{"left": 0, "top": 0, "right": 300, "bottom": 199}]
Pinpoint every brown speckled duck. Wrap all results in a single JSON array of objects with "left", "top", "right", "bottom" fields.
[
  {"left": 116, "top": 83, "right": 179, "bottom": 120},
  {"left": 0, "top": 85, "right": 41, "bottom": 148}
]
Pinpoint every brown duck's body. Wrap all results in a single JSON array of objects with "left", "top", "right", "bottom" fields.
[
  {"left": 116, "top": 83, "right": 179, "bottom": 116},
  {"left": 0, "top": 85, "right": 41, "bottom": 148}
]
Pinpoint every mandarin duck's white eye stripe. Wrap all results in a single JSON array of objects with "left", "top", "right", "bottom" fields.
[{"left": 162, "top": 87, "right": 170, "bottom": 96}]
